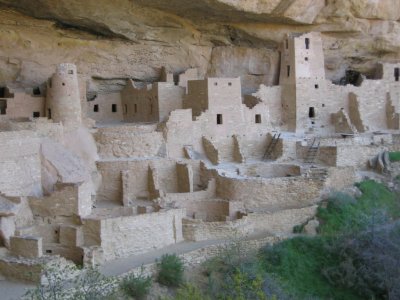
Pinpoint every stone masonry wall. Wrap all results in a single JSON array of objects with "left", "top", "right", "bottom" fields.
[
  {"left": 0, "top": 130, "right": 41, "bottom": 197},
  {"left": 83, "top": 209, "right": 185, "bottom": 261}
]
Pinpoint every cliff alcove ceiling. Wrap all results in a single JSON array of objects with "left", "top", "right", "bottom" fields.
[{"left": 0, "top": 0, "right": 399, "bottom": 93}]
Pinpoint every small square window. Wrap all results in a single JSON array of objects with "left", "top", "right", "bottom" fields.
[
  {"left": 228, "top": 82, "right": 232, "bottom": 86},
  {"left": 255, "top": 114, "right": 261, "bottom": 124},
  {"left": 33, "top": 112, "right": 40, "bottom": 118},
  {"left": 33, "top": 87, "right": 41, "bottom": 96},
  {"left": 217, "top": 114, "right": 223, "bottom": 125},
  {"left": 112, "top": 104, "right": 117, "bottom": 113},
  {"left": 322, "top": 104, "right": 325, "bottom": 107},
  {"left": 315, "top": 84, "right": 319, "bottom": 89},
  {"left": 305, "top": 57, "right": 309, "bottom": 61},
  {"left": 94, "top": 104, "right": 99, "bottom": 112}
]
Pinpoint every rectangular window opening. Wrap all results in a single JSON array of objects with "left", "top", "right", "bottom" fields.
[
  {"left": 287, "top": 65, "right": 290, "bottom": 77},
  {"left": 33, "top": 112, "right": 40, "bottom": 118},
  {"left": 305, "top": 38, "right": 310, "bottom": 49},
  {"left": 0, "top": 100, "right": 6, "bottom": 115},
  {"left": 33, "top": 87, "right": 41, "bottom": 96},
  {"left": 134, "top": 103, "right": 138, "bottom": 113},
  {"left": 0, "top": 87, "right": 5, "bottom": 98},
  {"left": 217, "top": 114, "right": 223, "bottom": 125},
  {"left": 315, "top": 84, "right": 319, "bottom": 89},
  {"left": 309, "top": 107, "right": 315, "bottom": 118},
  {"left": 68, "top": 70, "right": 73, "bottom": 75},
  {"left": 48, "top": 108, "right": 51, "bottom": 119},
  {"left": 150, "top": 104, "right": 153, "bottom": 114},
  {"left": 255, "top": 114, "right": 261, "bottom": 124},
  {"left": 124, "top": 104, "right": 128, "bottom": 114},
  {"left": 285, "top": 40, "right": 288, "bottom": 49},
  {"left": 305, "top": 57, "right": 309, "bottom": 61},
  {"left": 395, "top": 68, "right": 399, "bottom": 82},
  {"left": 112, "top": 104, "right": 117, "bottom": 113},
  {"left": 94, "top": 104, "right": 99, "bottom": 112}
]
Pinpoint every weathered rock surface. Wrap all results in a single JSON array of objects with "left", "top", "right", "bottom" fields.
[{"left": 0, "top": 0, "right": 399, "bottom": 94}]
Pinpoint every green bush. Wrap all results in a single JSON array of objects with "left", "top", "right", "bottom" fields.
[
  {"left": 258, "top": 180, "right": 400, "bottom": 299},
  {"left": 389, "top": 151, "right": 400, "bottom": 162},
  {"left": 120, "top": 271, "right": 152, "bottom": 299},
  {"left": 156, "top": 254, "right": 184, "bottom": 287},
  {"left": 172, "top": 284, "right": 209, "bottom": 300},
  {"left": 292, "top": 224, "right": 305, "bottom": 233}
]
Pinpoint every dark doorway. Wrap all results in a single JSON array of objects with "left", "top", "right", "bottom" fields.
[
  {"left": 309, "top": 107, "right": 315, "bottom": 118},
  {"left": 0, "top": 100, "right": 6, "bottom": 115},
  {"left": 305, "top": 38, "right": 310, "bottom": 49},
  {"left": 217, "top": 114, "right": 223, "bottom": 125},
  {"left": 255, "top": 114, "right": 261, "bottom": 124},
  {"left": 94, "top": 104, "right": 99, "bottom": 112},
  {"left": 112, "top": 104, "right": 117, "bottom": 113},
  {"left": 33, "top": 112, "right": 40, "bottom": 118},
  {"left": 287, "top": 65, "right": 290, "bottom": 77},
  {"left": 33, "top": 87, "right": 41, "bottom": 96},
  {"left": 48, "top": 108, "right": 52, "bottom": 119},
  {"left": 395, "top": 68, "right": 399, "bottom": 82},
  {"left": 0, "top": 87, "right": 5, "bottom": 98}
]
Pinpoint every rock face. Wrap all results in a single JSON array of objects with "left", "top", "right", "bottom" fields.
[{"left": 0, "top": 0, "right": 399, "bottom": 94}]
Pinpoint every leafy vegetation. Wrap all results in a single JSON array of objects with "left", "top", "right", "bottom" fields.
[
  {"left": 202, "top": 236, "right": 274, "bottom": 300},
  {"left": 389, "top": 151, "right": 400, "bottom": 162},
  {"left": 161, "top": 284, "right": 209, "bottom": 300},
  {"left": 156, "top": 254, "right": 185, "bottom": 287},
  {"left": 120, "top": 269, "right": 152, "bottom": 299},
  {"left": 259, "top": 180, "right": 400, "bottom": 300}
]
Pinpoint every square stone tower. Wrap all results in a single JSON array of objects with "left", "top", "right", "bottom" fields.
[{"left": 280, "top": 32, "right": 328, "bottom": 134}]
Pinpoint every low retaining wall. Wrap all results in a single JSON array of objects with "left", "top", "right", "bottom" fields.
[{"left": 183, "top": 205, "right": 317, "bottom": 241}]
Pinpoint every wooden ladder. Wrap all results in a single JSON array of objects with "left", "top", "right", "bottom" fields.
[
  {"left": 304, "top": 138, "right": 320, "bottom": 164},
  {"left": 263, "top": 133, "right": 281, "bottom": 160}
]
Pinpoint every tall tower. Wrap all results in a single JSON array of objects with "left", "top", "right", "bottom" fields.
[
  {"left": 280, "top": 32, "right": 327, "bottom": 134},
  {"left": 46, "top": 63, "right": 82, "bottom": 126},
  {"left": 280, "top": 32, "right": 325, "bottom": 85}
]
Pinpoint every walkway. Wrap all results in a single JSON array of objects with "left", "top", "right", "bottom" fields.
[{"left": 0, "top": 232, "right": 273, "bottom": 299}]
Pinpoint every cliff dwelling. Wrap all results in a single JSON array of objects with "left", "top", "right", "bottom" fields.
[{"left": 0, "top": 0, "right": 400, "bottom": 294}]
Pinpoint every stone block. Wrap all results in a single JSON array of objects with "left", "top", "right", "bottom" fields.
[
  {"left": 10, "top": 235, "right": 42, "bottom": 258},
  {"left": 59, "top": 226, "right": 83, "bottom": 247}
]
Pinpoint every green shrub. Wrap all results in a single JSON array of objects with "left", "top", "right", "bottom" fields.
[
  {"left": 258, "top": 180, "right": 400, "bottom": 299},
  {"left": 292, "top": 224, "right": 305, "bottom": 234},
  {"left": 156, "top": 254, "right": 184, "bottom": 287},
  {"left": 173, "top": 284, "right": 209, "bottom": 300},
  {"left": 120, "top": 271, "right": 152, "bottom": 299},
  {"left": 389, "top": 151, "right": 400, "bottom": 162}
]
